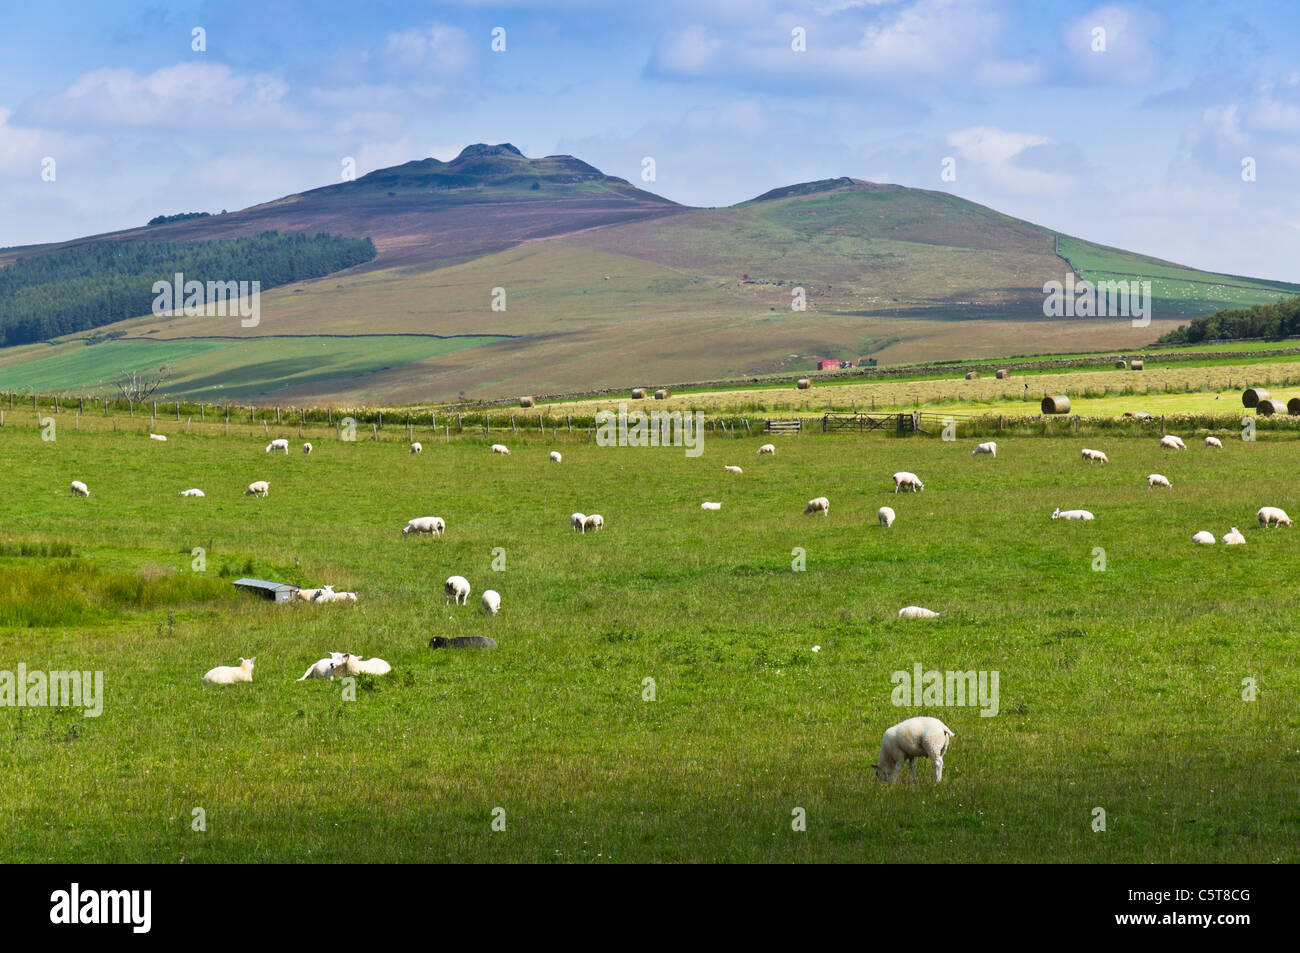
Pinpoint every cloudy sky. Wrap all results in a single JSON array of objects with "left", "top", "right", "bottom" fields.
[{"left": 2, "top": 0, "right": 1298, "bottom": 280}]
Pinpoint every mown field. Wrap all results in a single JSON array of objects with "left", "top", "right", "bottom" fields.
[{"left": 1, "top": 422, "right": 1297, "bottom": 863}]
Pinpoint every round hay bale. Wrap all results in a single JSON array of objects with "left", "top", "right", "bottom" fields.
[
  {"left": 631, "top": 387, "right": 647, "bottom": 399},
  {"left": 1257, "top": 398, "right": 1285, "bottom": 416},
  {"left": 995, "top": 369, "right": 1009, "bottom": 379},
  {"left": 965, "top": 371, "right": 980, "bottom": 380},
  {"left": 1115, "top": 360, "right": 1127, "bottom": 369},
  {"left": 1041, "top": 395, "right": 1071, "bottom": 414},
  {"left": 796, "top": 378, "right": 812, "bottom": 390},
  {"left": 654, "top": 389, "right": 670, "bottom": 400},
  {"left": 518, "top": 395, "right": 534, "bottom": 408},
  {"left": 1288, "top": 397, "right": 1300, "bottom": 416},
  {"left": 1243, "top": 387, "right": 1269, "bottom": 408},
  {"left": 1130, "top": 360, "right": 1144, "bottom": 370}
]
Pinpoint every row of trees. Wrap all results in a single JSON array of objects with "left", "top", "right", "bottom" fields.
[
  {"left": 147, "top": 211, "right": 213, "bottom": 226},
  {"left": 0, "top": 231, "right": 377, "bottom": 346},
  {"left": 1157, "top": 294, "right": 1300, "bottom": 345}
]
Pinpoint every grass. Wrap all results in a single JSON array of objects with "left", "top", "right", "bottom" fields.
[{"left": 0, "top": 423, "right": 1297, "bottom": 862}]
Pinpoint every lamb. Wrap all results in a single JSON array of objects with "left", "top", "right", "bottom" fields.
[
  {"left": 491, "top": 444, "right": 510, "bottom": 455},
  {"left": 872, "top": 716, "right": 954, "bottom": 784},
  {"left": 335, "top": 654, "right": 392, "bottom": 676},
  {"left": 892, "top": 471, "right": 924, "bottom": 493},
  {"left": 1051, "top": 507, "right": 1094, "bottom": 520},
  {"left": 971, "top": 441, "right": 996, "bottom": 457},
  {"left": 723, "top": 465, "right": 743, "bottom": 474},
  {"left": 149, "top": 433, "right": 167, "bottom": 442},
  {"left": 583, "top": 513, "right": 604, "bottom": 532},
  {"left": 1192, "top": 531, "right": 1215, "bottom": 544},
  {"left": 244, "top": 480, "right": 270, "bottom": 497},
  {"left": 1257, "top": 506, "right": 1292, "bottom": 528},
  {"left": 410, "top": 442, "right": 422, "bottom": 454},
  {"left": 549, "top": 451, "right": 562, "bottom": 463},
  {"left": 402, "top": 516, "right": 445, "bottom": 537},
  {"left": 179, "top": 488, "right": 205, "bottom": 497},
  {"left": 1080, "top": 448, "right": 1109, "bottom": 463},
  {"left": 1147, "top": 474, "right": 1171, "bottom": 488},
  {"left": 803, "top": 496, "right": 830, "bottom": 516},
  {"left": 700, "top": 501, "right": 722, "bottom": 510},
  {"left": 1205, "top": 436, "right": 1223, "bottom": 449},
  {"left": 302, "top": 443, "right": 312, "bottom": 455},
  {"left": 429, "top": 635, "right": 498, "bottom": 649},
  {"left": 877, "top": 506, "right": 895, "bottom": 527},
  {"left": 757, "top": 444, "right": 776, "bottom": 455},
  {"left": 1222, "top": 527, "right": 1246, "bottom": 545},
  {"left": 898, "top": 606, "right": 939, "bottom": 619},
  {"left": 1160, "top": 434, "right": 1187, "bottom": 450},
  {"left": 297, "top": 652, "right": 347, "bottom": 680},
  {"left": 202, "top": 657, "right": 255, "bottom": 685},
  {"left": 482, "top": 589, "right": 501, "bottom": 615},
  {"left": 70, "top": 480, "right": 90, "bottom": 497},
  {"left": 266, "top": 438, "right": 289, "bottom": 453},
  {"left": 570, "top": 512, "right": 587, "bottom": 533},
  {"left": 445, "top": 575, "right": 471, "bottom": 605}
]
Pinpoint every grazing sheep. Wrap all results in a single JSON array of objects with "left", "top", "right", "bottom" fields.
[
  {"left": 971, "top": 441, "right": 996, "bottom": 457},
  {"left": 1222, "top": 527, "right": 1246, "bottom": 545},
  {"left": 583, "top": 513, "right": 604, "bottom": 532},
  {"left": 898, "top": 606, "right": 939, "bottom": 619},
  {"left": 700, "top": 501, "right": 722, "bottom": 510},
  {"left": 1257, "top": 506, "right": 1292, "bottom": 528},
  {"left": 803, "top": 496, "right": 830, "bottom": 516},
  {"left": 892, "top": 471, "right": 924, "bottom": 493},
  {"left": 872, "top": 716, "right": 954, "bottom": 784},
  {"left": 296, "top": 587, "right": 328, "bottom": 602},
  {"left": 302, "top": 443, "right": 312, "bottom": 455},
  {"left": 332, "top": 591, "right": 358, "bottom": 602},
  {"left": 1147, "top": 474, "right": 1171, "bottom": 488},
  {"left": 311, "top": 585, "right": 337, "bottom": 603},
  {"left": 335, "top": 654, "right": 392, "bottom": 676},
  {"left": 491, "top": 444, "right": 510, "bottom": 455},
  {"left": 202, "top": 657, "right": 255, "bottom": 685},
  {"left": 1160, "top": 434, "right": 1187, "bottom": 450},
  {"left": 1051, "top": 507, "right": 1094, "bottom": 521},
  {"left": 1080, "top": 448, "right": 1109, "bottom": 464},
  {"left": 244, "top": 480, "right": 270, "bottom": 497},
  {"left": 410, "top": 442, "right": 423, "bottom": 454},
  {"left": 70, "top": 480, "right": 90, "bottom": 497},
  {"left": 149, "top": 433, "right": 167, "bottom": 442},
  {"left": 179, "top": 488, "right": 205, "bottom": 497},
  {"left": 757, "top": 443, "right": 776, "bottom": 455},
  {"left": 1205, "top": 436, "right": 1223, "bottom": 449},
  {"left": 402, "top": 516, "right": 445, "bottom": 537},
  {"left": 266, "top": 438, "right": 289, "bottom": 453},
  {"left": 482, "top": 589, "right": 501, "bottom": 615},
  {"left": 570, "top": 512, "right": 587, "bottom": 533},
  {"left": 1192, "top": 531, "right": 1216, "bottom": 544},
  {"left": 878, "top": 506, "right": 895, "bottom": 527},
  {"left": 429, "top": 635, "right": 498, "bottom": 649},
  {"left": 297, "top": 652, "right": 346, "bottom": 680},
  {"left": 723, "top": 465, "right": 743, "bottom": 474},
  {"left": 549, "top": 451, "right": 562, "bottom": 463},
  {"left": 445, "top": 575, "right": 471, "bottom": 605}
]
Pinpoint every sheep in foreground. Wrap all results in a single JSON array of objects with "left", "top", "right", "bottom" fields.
[
  {"left": 429, "top": 635, "right": 498, "bottom": 649},
  {"left": 491, "top": 444, "right": 510, "bottom": 455},
  {"left": 1192, "top": 531, "right": 1215, "bottom": 544},
  {"left": 482, "top": 589, "right": 501, "bottom": 615},
  {"left": 302, "top": 443, "right": 312, "bottom": 455},
  {"left": 202, "top": 657, "right": 255, "bottom": 685},
  {"left": 583, "top": 513, "right": 604, "bottom": 532},
  {"left": 1052, "top": 507, "right": 1094, "bottom": 521},
  {"left": 550, "top": 451, "right": 562, "bottom": 463},
  {"left": 1160, "top": 434, "right": 1187, "bottom": 450},
  {"left": 335, "top": 654, "right": 392, "bottom": 676},
  {"left": 410, "top": 442, "right": 422, "bottom": 454},
  {"left": 311, "top": 585, "right": 337, "bottom": 603},
  {"left": 570, "top": 512, "right": 587, "bottom": 533},
  {"left": 872, "top": 716, "right": 954, "bottom": 784},
  {"left": 1222, "top": 527, "right": 1246, "bottom": 545},
  {"left": 757, "top": 443, "right": 776, "bottom": 455},
  {"left": 402, "top": 516, "right": 445, "bottom": 537},
  {"left": 297, "top": 652, "right": 347, "bottom": 681},
  {"left": 723, "top": 465, "right": 743, "bottom": 474},
  {"left": 149, "top": 433, "right": 167, "bottom": 442},
  {"left": 803, "top": 496, "right": 830, "bottom": 516},
  {"left": 898, "top": 606, "right": 939, "bottom": 619},
  {"left": 244, "top": 480, "right": 270, "bottom": 497},
  {"left": 878, "top": 506, "right": 895, "bottom": 527},
  {"left": 70, "top": 480, "right": 90, "bottom": 497},
  {"left": 445, "top": 575, "right": 471, "bottom": 605},
  {"left": 266, "top": 438, "right": 289, "bottom": 453},
  {"left": 1257, "top": 506, "right": 1292, "bottom": 527},
  {"left": 1205, "top": 436, "right": 1223, "bottom": 449},
  {"left": 1147, "top": 474, "right": 1171, "bottom": 488},
  {"left": 179, "top": 488, "right": 205, "bottom": 497},
  {"left": 892, "top": 471, "right": 924, "bottom": 493},
  {"left": 971, "top": 441, "right": 996, "bottom": 457},
  {"left": 700, "top": 501, "right": 722, "bottom": 510},
  {"left": 1080, "top": 448, "right": 1109, "bottom": 464}
]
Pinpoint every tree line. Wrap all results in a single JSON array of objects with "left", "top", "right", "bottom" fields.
[{"left": 1157, "top": 294, "right": 1300, "bottom": 345}]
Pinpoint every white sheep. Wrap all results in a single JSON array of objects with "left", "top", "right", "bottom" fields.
[
  {"left": 1051, "top": 507, "right": 1094, "bottom": 520},
  {"left": 700, "top": 501, "right": 722, "bottom": 510},
  {"left": 482, "top": 589, "right": 501, "bottom": 615},
  {"left": 244, "top": 480, "right": 270, "bottom": 497},
  {"left": 402, "top": 516, "right": 445, "bottom": 537},
  {"left": 70, "top": 480, "right": 90, "bottom": 497},
  {"left": 1147, "top": 474, "right": 1171, "bottom": 488},
  {"left": 302, "top": 443, "right": 312, "bottom": 455},
  {"left": 202, "top": 657, "right": 255, "bottom": 685},
  {"left": 1160, "top": 434, "right": 1187, "bottom": 450},
  {"left": 550, "top": 451, "right": 562, "bottom": 463},
  {"left": 266, "top": 438, "right": 289, "bottom": 453},
  {"left": 803, "top": 496, "right": 830, "bottom": 516},
  {"left": 1080, "top": 448, "right": 1109, "bottom": 464},
  {"left": 898, "top": 606, "right": 939, "bottom": 619},
  {"left": 1205, "top": 436, "right": 1223, "bottom": 449},
  {"left": 297, "top": 652, "right": 347, "bottom": 681},
  {"left": 491, "top": 444, "right": 510, "bottom": 455},
  {"left": 877, "top": 506, "right": 895, "bottom": 527},
  {"left": 1192, "top": 531, "right": 1215, "bottom": 544},
  {"left": 1257, "top": 506, "right": 1292, "bottom": 527},
  {"left": 296, "top": 587, "right": 328, "bottom": 602},
  {"left": 757, "top": 444, "right": 776, "bottom": 455},
  {"left": 311, "top": 585, "right": 337, "bottom": 603},
  {"left": 892, "top": 471, "right": 924, "bottom": 492},
  {"left": 872, "top": 716, "right": 954, "bottom": 784},
  {"left": 179, "top": 488, "right": 205, "bottom": 497},
  {"left": 571, "top": 512, "right": 587, "bottom": 533},
  {"left": 723, "top": 465, "right": 743, "bottom": 474},
  {"left": 1222, "top": 527, "right": 1246, "bottom": 545},
  {"left": 149, "top": 433, "right": 167, "bottom": 442},
  {"left": 971, "top": 441, "right": 996, "bottom": 457},
  {"left": 411, "top": 442, "right": 423, "bottom": 454},
  {"left": 445, "top": 575, "right": 471, "bottom": 605},
  {"left": 583, "top": 513, "right": 604, "bottom": 532},
  {"left": 336, "top": 654, "right": 392, "bottom": 676}
]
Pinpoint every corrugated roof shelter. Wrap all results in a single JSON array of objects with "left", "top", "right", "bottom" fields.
[{"left": 233, "top": 578, "right": 300, "bottom": 603}]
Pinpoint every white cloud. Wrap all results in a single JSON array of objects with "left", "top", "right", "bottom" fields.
[
  {"left": 382, "top": 25, "right": 476, "bottom": 75},
  {"left": 651, "top": 26, "right": 722, "bottom": 76},
  {"left": 1060, "top": 4, "right": 1162, "bottom": 86},
  {"left": 946, "top": 126, "right": 1075, "bottom": 197}
]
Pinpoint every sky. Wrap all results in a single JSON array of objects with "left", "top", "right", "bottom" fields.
[{"left": 1, "top": 0, "right": 1298, "bottom": 280}]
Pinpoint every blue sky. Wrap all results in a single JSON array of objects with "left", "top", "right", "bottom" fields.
[{"left": 2, "top": 0, "right": 1298, "bottom": 280}]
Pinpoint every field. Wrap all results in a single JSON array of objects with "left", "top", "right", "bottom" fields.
[{"left": 1, "top": 419, "right": 1297, "bottom": 862}]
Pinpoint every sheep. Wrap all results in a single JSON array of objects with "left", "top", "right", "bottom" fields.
[
  {"left": 265, "top": 438, "right": 289, "bottom": 453},
  {"left": 410, "top": 442, "right": 423, "bottom": 454},
  {"left": 757, "top": 443, "right": 776, "bottom": 455},
  {"left": 296, "top": 587, "right": 328, "bottom": 602},
  {"left": 311, "top": 585, "right": 337, "bottom": 603},
  {"left": 332, "top": 591, "right": 358, "bottom": 602},
  {"left": 898, "top": 606, "right": 939, "bottom": 619},
  {"left": 872, "top": 716, "right": 954, "bottom": 784},
  {"left": 971, "top": 441, "right": 996, "bottom": 457},
  {"left": 1205, "top": 436, "right": 1223, "bottom": 449},
  {"left": 302, "top": 443, "right": 313, "bottom": 455},
  {"left": 179, "top": 488, "right": 205, "bottom": 497},
  {"left": 1222, "top": 527, "right": 1246, "bottom": 545},
  {"left": 335, "top": 654, "right": 392, "bottom": 676},
  {"left": 1051, "top": 507, "right": 1094, "bottom": 520},
  {"left": 70, "top": 480, "right": 90, "bottom": 497},
  {"left": 1080, "top": 448, "right": 1109, "bottom": 463},
  {"left": 1160, "top": 434, "right": 1187, "bottom": 450},
  {"left": 149, "top": 433, "right": 167, "bottom": 442},
  {"left": 445, "top": 575, "right": 471, "bottom": 605},
  {"left": 1257, "top": 506, "right": 1292, "bottom": 528},
  {"left": 877, "top": 506, "right": 895, "bottom": 527},
  {"left": 803, "top": 496, "right": 830, "bottom": 516},
  {"left": 892, "top": 471, "right": 924, "bottom": 493},
  {"left": 429, "top": 635, "right": 498, "bottom": 649},
  {"left": 402, "top": 516, "right": 445, "bottom": 537},
  {"left": 482, "top": 589, "right": 501, "bottom": 615},
  {"left": 583, "top": 513, "right": 604, "bottom": 532},
  {"left": 1192, "top": 531, "right": 1216, "bottom": 544},
  {"left": 570, "top": 512, "right": 587, "bottom": 533},
  {"left": 700, "top": 501, "right": 722, "bottom": 510},
  {"left": 202, "top": 657, "right": 255, "bottom": 685},
  {"left": 723, "top": 465, "right": 743, "bottom": 474},
  {"left": 491, "top": 444, "right": 510, "bottom": 455},
  {"left": 1147, "top": 474, "right": 1171, "bottom": 488},
  {"left": 297, "top": 652, "right": 347, "bottom": 681},
  {"left": 549, "top": 451, "right": 562, "bottom": 463},
  {"left": 244, "top": 480, "right": 270, "bottom": 497}
]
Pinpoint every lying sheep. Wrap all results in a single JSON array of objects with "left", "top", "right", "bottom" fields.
[
  {"left": 244, "top": 480, "right": 270, "bottom": 497},
  {"left": 583, "top": 513, "right": 604, "bottom": 532},
  {"left": 971, "top": 441, "right": 996, "bottom": 457},
  {"left": 1205, "top": 436, "right": 1223, "bottom": 449},
  {"left": 297, "top": 652, "right": 347, "bottom": 680},
  {"left": 550, "top": 451, "right": 562, "bottom": 463},
  {"left": 491, "top": 444, "right": 510, "bottom": 455},
  {"left": 202, "top": 657, "right": 255, "bottom": 685},
  {"left": 878, "top": 506, "right": 895, "bottom": 527},
  {"left": 303, "top": 443, "right": 312, "bottom": 455},
  {"left": 445, "top": 575, "right": 471, "bottom": 605},
  {"left": 402, "top": 516, "right": 445, "bottom": 537},
  {"left": 332, "top": 591, "right": 358, "bottom": 602},
  {"left": 429, "top": 635, "right": 498, "bottom": 649},
  {"left": 482, "top": 589, "right": 501, "bottom": 615},
  {"left": 571, "top": 512, "right": 587, "bottom": 533},
  {"left": 892, "top": 472, "right": 924, "bottom": 493},
  {"left": 1160, "top": 434, "right": 1187, "bottom": 450},
  {"left": 700, "top": 501, "right": 722, "bottom": 510},
  {"left": 1222, "top": 527, "right": 1246, "bottom": 545},
  {"left": 1257, "top": 506, "right": 1292, "bottom": 527},
  {"left": 1052, "top": 507, "right": 1094, "bottom": 521},
  {"left": 70, "top": 480, "right": 90, "bottom": 497},
  {"left": 1147, "top": 474, "right": 1171, "bottom": 488},
  {"left": 410, "top": 442, "right": 423, "bottom": 454},
  {"left": 335, "top": 654, "right": 391, "bottom": 676},
  {"left": 149, "top": 433, "right": 167, "bottom": 442},
  {"left": 266, "top": 438, "right": 289, "bottom": 453},
  {"left": 1080, "top": 448, "right": 1109, "bottom": 464},
  {"left": 898, "top": 606, "right": 939, "bottom": 619},
  {"left": 757, "top": 444, "right": 776, "bottom": 455},
  {"left": 872, "top": 716, "right": 954, "bottom": 784},
  {"left": 1192, "top": 530, "right": 1216, "bottom": 544},
  {"left": 179, "top": 488, "right": 205, "bottom": 497},
  {"left": 723, "top": 465, "right": 743, "bottom": 474},
  {"left": 803, "top": 496, "right": 830, "bottom": 516}
]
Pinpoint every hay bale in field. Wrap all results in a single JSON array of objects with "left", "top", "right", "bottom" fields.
[
  {"left": 518, "top": 396, "right": 535, "bottom": 408},
  {"left": 1288, "top": 397, "right": 1300, "bottom": 416},
  {"left": 1243, "top": 387, "right": 1269, "bottom": 408},
  {"left": 995, "top": 369, "right": 1009, "bottom": 379},
  {"left": 1115, "top": 360, "right": 1127, "bottom": 369},
  {"left": 796, "top": 378, "right": 812, "bottom": 390},
  {"left": 965, "top": 371, "right": 980, "bottom": 380},
  {"left": 1256, "top": 398, "right": 1286, "bottom": 416},
  {"left": 1042, "top": 395, "right": 1071, "bottom": 414},
  {"left": 631, "top": 388, "right": 646, "bottom": 399},
  {"left": 1130, "top": 360, "right": 1144, "bottom": 370},
  {"left": 654, "top": 389, "right": 670, "bottom": 400}
]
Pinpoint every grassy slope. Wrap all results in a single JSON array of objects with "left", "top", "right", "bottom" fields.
[{"left": 0, "top": 425, "right": 1297, "bottom": 862}]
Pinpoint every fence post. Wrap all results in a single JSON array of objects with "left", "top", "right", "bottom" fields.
[
  {"left": 276, "top": 406, "right": 281, "bottom": 424},
  {"left": 372, "top": 423, "right": 378, "bottom": 441},
  {"left": 186, "top": 417, "right": 191, "bottom": 433},
  {"left": 445, "top": 425, "right": 450, "bottom": 443}
]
